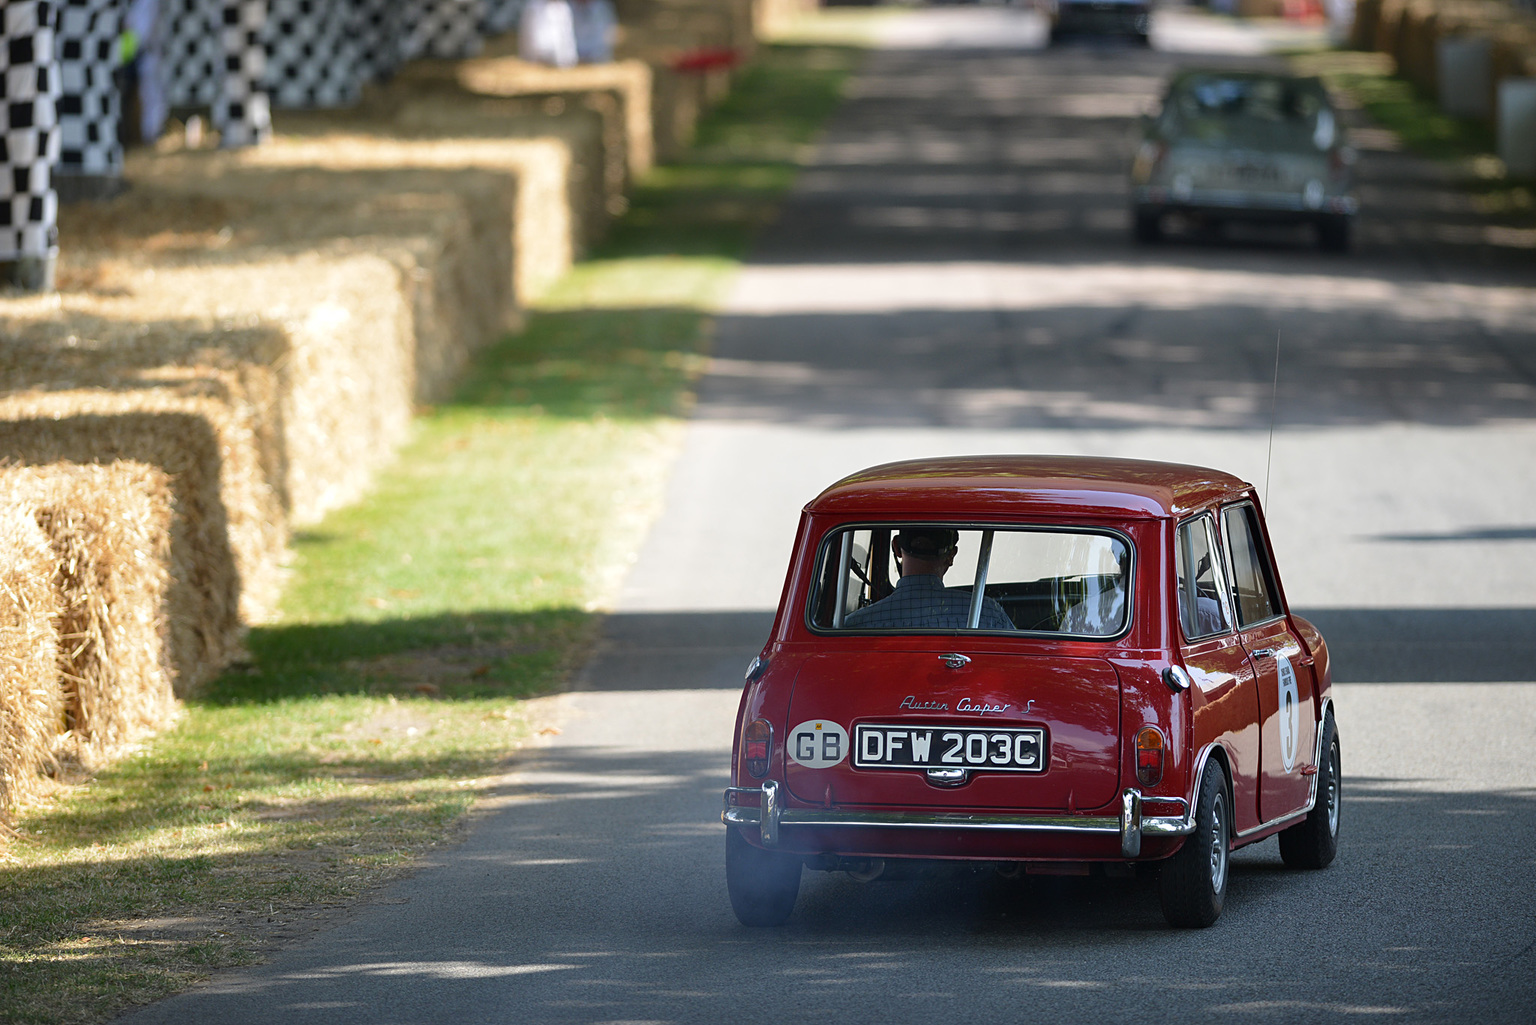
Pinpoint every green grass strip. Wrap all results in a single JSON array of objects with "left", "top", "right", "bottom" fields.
[{"left": 0, "top": 40, "right": 862, "bottom": 1025}]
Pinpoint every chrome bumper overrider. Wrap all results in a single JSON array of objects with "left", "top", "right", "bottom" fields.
[{"left": 723, "top": 781, "right": 1193, "bottom": 859}]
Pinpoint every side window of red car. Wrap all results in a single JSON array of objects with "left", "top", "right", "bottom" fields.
[
  {"left": 1176, "top": 515, "right": 1231, "bottom": 641},
  {"left": 1221, "top": 503, "right": 1280, "bottom": 626}
]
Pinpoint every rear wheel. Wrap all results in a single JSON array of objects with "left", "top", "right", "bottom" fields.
[
  {"left": 726, "top": 827, "right": 801, "bottom": 926},
  {"left": 1279, "top": 711, "right": 1340, "bottom": 869},
  {"left": 1133, "top": 208, "right": 1163, "bottom": 244},
  {"left": 1160, "top": 763, "right": 1230, "bottom": 928}
]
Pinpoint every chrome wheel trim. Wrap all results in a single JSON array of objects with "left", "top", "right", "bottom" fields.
[
  {"left": 1209, "top": 797, "right": 1228, "bottom": 893},
  {"left": 1325, "top": 739, "right": 1341, "bottom": 837}
]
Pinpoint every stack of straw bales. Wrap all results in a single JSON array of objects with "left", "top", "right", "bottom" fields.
[
  {"left": 1, "top": 324, "right": 286, "bottom": 688},
  {"left": 0, "top": 1, "right": 776, "bottom": 819},
  {"left": 0, "top": 462, "right": 176, "bottom": 825},
  {"left": 391, "top": 53, "right": 654, "bottom": 196},
  {"left": 616, "top": 0, "right": 760, "bottom": 160}
]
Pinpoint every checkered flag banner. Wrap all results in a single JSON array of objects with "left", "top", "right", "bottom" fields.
[
  {"left": 213, "top": 0, "right": 270, "bottom": 146},
  {"left": 400, "top": 0, "right": 487, "bottom": 62},
  {"left": 2, "top": 0, "right": 62, "bottom": 266},
  {"left": 165, "top": 0, "right": 220, "bottom": 108},
  {"left": 56, "top": 0, "right": 122, "bottom": 176},
  {"left": 266, "top": 0, "right": 363, "bottom": 109},
  {"left": 481, "top": 0, "right": 525, "bottom": 34}
]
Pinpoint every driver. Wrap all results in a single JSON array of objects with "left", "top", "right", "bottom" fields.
[{"left": 844, "top": 528, "right": 1013, "bottom": 631}]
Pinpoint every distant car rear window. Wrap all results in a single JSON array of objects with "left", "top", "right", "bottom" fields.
[
  {"left": 1164, "top": 74, "right": 1334, "bottom": 149},
  {"left": 809, "top": 525, "right": 1131, "bottom": 637}
]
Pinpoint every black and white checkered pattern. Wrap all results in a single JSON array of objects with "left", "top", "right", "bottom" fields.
[
  {"left": 213, "top": 0, "right": 269, "bottom": 146},
  {"left": 399, "top": 0, "right": 487, "bottom": 62},
  {"left": 165, "top": 0, "right": 220, "bottom": 108},
  {"left": 481, "top": 0, "right": 525, "bottom": 34},
  {"left": 56, "top": 0, "right": 121, "bottom": 176},
  {"left": 2, "top": 1, "right": 62, "bottom": 263},
  {"left": 347, "top": 0, "right": 404, "bottom": 86},
  {"left": 265, "top": 0, "right": 362, "bottom": 109}
]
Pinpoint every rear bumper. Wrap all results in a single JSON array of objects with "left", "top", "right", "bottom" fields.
[
  {"left": 723, "top": 781, "right": 1193, "bottom": 860},
  {"left": 1135, "top": 185, "right": 1359, "bottom": 219}
]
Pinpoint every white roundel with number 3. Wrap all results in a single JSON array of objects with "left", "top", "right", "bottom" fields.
[
  {"left": 787, "top": 720, "right": 849, "bottom": 768},
  {"left": 1277, "top": 657, "right": 1300, "bottom": 773}
]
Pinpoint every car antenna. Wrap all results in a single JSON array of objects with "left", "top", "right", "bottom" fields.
[{"left": 1263, "top": 329, "right": 1281, "bottom": 509}]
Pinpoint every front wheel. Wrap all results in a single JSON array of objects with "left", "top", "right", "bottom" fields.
[
  {"left": 1160, "top": 763, "right": 1230, "bottom": 928},
  {"left": 1279, "top": 711, "right": 1340, "bottom": 869},
  {"left": 726, "top": 827, "right": 801, "bottom": 926}
]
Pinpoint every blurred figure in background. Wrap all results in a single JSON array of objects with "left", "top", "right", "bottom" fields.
[
  {"left": 519, "top": 0, "right": 577, "bottom": 67},
  {"left": 572, "top": 0, "right": 616, "bottom": 64},
  {"left": 120, "top": 0, "right": 168, "bottom": 144}
]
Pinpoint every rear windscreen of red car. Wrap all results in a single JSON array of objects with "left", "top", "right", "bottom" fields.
[{"left": 810, "top": 526, "right": 1130, "bottom": 637}]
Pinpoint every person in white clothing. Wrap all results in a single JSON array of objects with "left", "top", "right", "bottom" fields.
[{"left": 519, "top": 0, "right": 577, "bottom": 68}]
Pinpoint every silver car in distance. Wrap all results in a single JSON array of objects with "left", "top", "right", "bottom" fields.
[{"left": 1131, "top": 70, "right": 1359, "bottom": 251}]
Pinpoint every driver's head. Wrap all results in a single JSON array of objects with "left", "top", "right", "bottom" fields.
[{"left": 893, "top": 528, "right": 959, "bottom": 575}]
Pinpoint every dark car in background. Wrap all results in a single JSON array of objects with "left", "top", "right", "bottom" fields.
[
  {"left": 1130, "top": 70, "right": 1359, "bottom": 250},
  {"left": 1045, "top": 0, "right": 1152, "bottom": 45}
]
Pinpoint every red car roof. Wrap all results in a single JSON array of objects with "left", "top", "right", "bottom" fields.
[{"left": 806, "top": 455, "right": 1251, "bottom": 520}]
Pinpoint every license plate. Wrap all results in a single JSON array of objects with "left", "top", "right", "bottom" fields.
[{"left": 854, "top": 724, "right": 1046, "bottom": 773}]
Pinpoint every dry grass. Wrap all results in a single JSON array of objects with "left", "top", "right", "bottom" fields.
[
  {"left": 0, "top": 505, "right": 63, "bottom": 825},
  {"left": 4, "top": 464, "right": 178, "bottom": 775}
]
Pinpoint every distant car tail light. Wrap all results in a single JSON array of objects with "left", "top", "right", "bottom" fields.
[
  {"left": 744, "top": 718, "right": 772, "bottom": 779},
  {"left": 1328, "top": 148, "right": 1349, "bottom": 180},
  {"left": 1132, "top": 140, "right": 1167, "bottom": 183},
  {"left": 1135, "top": 726, "right": 1165, "bottom": 787}
]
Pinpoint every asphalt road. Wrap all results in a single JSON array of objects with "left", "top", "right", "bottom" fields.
[{"left": 119, "top": 7, "right": 1536, "bottom": 1024}]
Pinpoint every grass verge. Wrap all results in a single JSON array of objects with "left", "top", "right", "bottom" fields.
[
  {"left": 1289, "top": 49, "right": 1534, "bottom": 222},
  {"left": 0, "top": 39, "right": 862, "bottom": 1025}
]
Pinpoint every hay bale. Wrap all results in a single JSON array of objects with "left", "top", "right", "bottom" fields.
[
  {"left": 3, "top": 463, "right": 176, "bottom": 768},
  {"left": 0, "top": 330, "right": 283, "bottom": 690},
  {"left": 49, "top": 157, "right": 496, "bottom": 526},
  {"left": 1354, "top": 0, "right": 1384, "bottom": 49},
  {"left": 396, "top": 55, "right": 655, "bottom": 182},
  {"left": 0, "top": 504, "right": 62, "bottom": 825},
  {"left": 243, "top": 131, "right": 587, "bottom": 305}
]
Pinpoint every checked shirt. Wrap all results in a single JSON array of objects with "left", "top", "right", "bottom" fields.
[{"left": 843, "top": 574, "right": 1013, "bottom": 631}]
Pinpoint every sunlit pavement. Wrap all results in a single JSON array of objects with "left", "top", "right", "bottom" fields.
[{"left": 118, "top": 6, "right": 1536, "bottom": 1024}]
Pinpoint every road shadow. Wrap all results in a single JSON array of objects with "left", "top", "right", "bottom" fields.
[{"left": 111, "top": 746, "right": 1536, "bottom": 1025}]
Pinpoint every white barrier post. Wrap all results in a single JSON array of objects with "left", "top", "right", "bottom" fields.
[
  {"left": 1498, "top": 78, "right": 1536, "bottom": 177},
  {"left": 1437, "top": 36, "right": 1492, "bottom": 120}
]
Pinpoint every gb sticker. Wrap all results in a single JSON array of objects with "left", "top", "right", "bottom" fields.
[
  {"left": 787, "top": 720, "right": 849, "bottom": 769},
  {"left": 1277, "top": 657, "right": 1300, "bottom": 773}
]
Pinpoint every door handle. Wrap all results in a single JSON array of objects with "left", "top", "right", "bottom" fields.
[{"left": 1250, "top": 648, "right": 1276, "bottom": 659}]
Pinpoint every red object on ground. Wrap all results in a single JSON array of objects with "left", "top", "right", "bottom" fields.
[{"left": 670, "top": 47, "right": 739, "bottom": 73}]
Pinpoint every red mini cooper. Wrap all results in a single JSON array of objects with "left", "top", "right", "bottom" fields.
[{"left": 723, "top": 455, "right": 1340, "bottom": 929}]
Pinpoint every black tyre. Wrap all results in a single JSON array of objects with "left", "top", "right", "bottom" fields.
[
  {"left": 1160, "top": 763, "right": 1230, "bottom": 928},
  {"left": 726, "top": 827, "right": 801, "bottom": 926},
  {"left": 1317, "top": 215, "right": 1351, "bottom": 253},
  {"left": 1279, "top": 711, "right": 1341, "bottom": 870},
  {"left": 1133, "top": 208, "right": 1163, "bottom": 244}
]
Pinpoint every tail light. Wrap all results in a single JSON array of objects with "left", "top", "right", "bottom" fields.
[
  {"left": 1135, "top": 726, "right": 1165, "bottom": 787},
  {"left": 744, "top": 718, "right": 772, "bottom": 779},
  {"left": 1132, "top": 140, "right": 1167, "bottom": 183}
]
